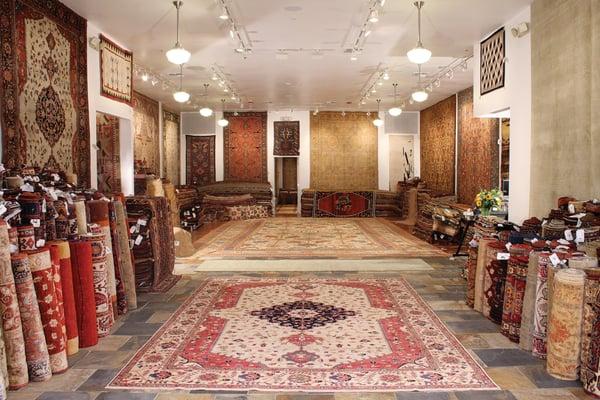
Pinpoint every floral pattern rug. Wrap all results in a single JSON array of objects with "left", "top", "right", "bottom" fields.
[
  {"left": 109, "top": 277, "right": 497, "bottom": 392},
  {"left": 189, "top": 218, "right": 447, "bottom": 259}
]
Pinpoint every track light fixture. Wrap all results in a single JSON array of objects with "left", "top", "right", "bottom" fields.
[{"left": 166, "top": 1, "right": 191, "bottom": 65}]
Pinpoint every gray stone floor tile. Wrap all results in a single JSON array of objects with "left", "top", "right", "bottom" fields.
[
  {"left": 113, "top": 322, "right": 162, "bottom": 336},
  {"left": 518, "top": 365, "right": 581, "bottom": 388},
  {"left": 95, "top": 393, "right": 158, "bottom": 400},
  {"left": 454, "top": 390, "right": 517, "bottom": 400},
  {"left": 37, "top": 392, "right": 97, "bottom": 400},
  {"left": 473, "top": 349, "right": 545, "bottom": 367},
  {"left": 394, "top": 392, "right": 451, "bottom": 399},
  {"left": 77, "top": 369, "right": 119, "bottom": 391},
  {"left": 445, "top": 320, "right": 501, "bottom": 334}
]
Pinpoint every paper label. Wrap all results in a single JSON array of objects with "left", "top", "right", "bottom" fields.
[
  {"left": 36, "top": 239, "right": 45, "bottom": 247},
  {"left": 557, "top": 238, "right": 570, "bottom": 245},
  {"left": 497, "top": 252, "right": 510, "bottom": 260},
  {"left": 138, "top": 218, "right": 147, "bottom": 226},
  {"left": 531, "top": 238, "right": 538, "bottom": 243},
  {"left": 568, "top": 204, "right": 576, "bottom": 214},
  {"left": 505, "top": 242, "right": 512, "bottom": 251},
  {"left": 577, "top": 219, "right": 582, "bottom": 228},
  {"left": 30, "top": 218, "right": 40, "bottom": 228},
  {"left": 20, "top": 183, "right": 34, "bottom": 192},
  {"left": 42, "top": 199, "right": 46, "bottom": 212},
  {"left": 174, "top": 240, "right": 180, "bottom": 247},
  {"left": 469, "top": 239, "right": 478, "bottom": 247},
  {"left": 564, "top": 230, "right": 574, "bottom": 241},
  {"left": 0, "top": 163, "right": 5, "bottom": 173},
  {"left": 549, "top": 253, "right": 561, "bottom": 266},
  {"left": 576, "top": 229, "right": 585, "bottom": 243},
  {"left": 129, "top": 225, "right": 137, "bottom": 234},
  {"left": 9, "top": 244, "right": 18, "bottom": 253},
  {"left": 440, "top": 215, "right": 446, "bottom": 221},
  {"left": 0, "top": 204, "right": 6, "bottom": 215},
  {"left": 498, "top": 223, "right": 504, "bottom": 228},
  {"left": 135, "top": 235, "right": 143, "bottom": 245},
  {"left": 542, "top": 219, "right": 548, "bottom": 226},
  {"left": 129, "top": 239, "right": 134, "bottom": 249}
]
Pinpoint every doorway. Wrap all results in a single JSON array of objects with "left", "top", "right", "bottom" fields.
[{"left": 274, "top": 157, "right": 298, "bottom": 216}]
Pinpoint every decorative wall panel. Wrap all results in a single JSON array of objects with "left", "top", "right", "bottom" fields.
[
  {"left": 162, "top": 109, "right": 180, "bottom": 184},
  {"left": 274, "top": 121, "right": 300, "bottom": 156},
  {"left": 457, "top": 88, "right": 499, "bottom": 204},
  {"left": 310, "top": 112, "right": 378, "bottom": 190},
  {"left": 480, "top": 27, "right": 505, "bottom": 95},
  {"left": 389, "top": 135, "right": 414, "bottom": 189},
  {"left": 0, "top": 0, "right": 90, "bottom": 185},
  {"left": 133, "top": 91, "right": 159, "bottom": 174},
  {"left": 99, "top": 34, "right": 133, "bottom": 104},
  {"left": 419, "top": 95, "right": 456, "bottom": 195},
  {"left": 186, "top": 135, "right": 215, "bottom": 186},
  {"left": 223, "top": 112, "right": 268, "bottom": 183},
  {"left": 96, "top": 112, "right": 121, "bottom": 193}
]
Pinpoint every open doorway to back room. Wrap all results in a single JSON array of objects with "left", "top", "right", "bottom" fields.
[{"left": 274, "top": 156, "right": 298, "bottom": 216}]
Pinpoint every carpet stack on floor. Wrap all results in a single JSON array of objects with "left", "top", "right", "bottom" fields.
[
  {"left": 196, "top": 181, "right": 273, "bottom": 217},
  {"left": 300, "top": 189, "right": 401, "bottom": 218},
  {"left": 464, "top": 196, "right": 600, "bottom": 394},
  {"left": 0, "top": 168, "right": 179, "bottom": 392}
]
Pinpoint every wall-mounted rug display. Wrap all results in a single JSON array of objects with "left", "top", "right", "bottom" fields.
[
  {"left": 457, "top": 88, "right": 499, "bottom": 204},
  {"left": 480, "top": 27, "right": 505, "bottom": 95},
  {"left": 314, "top": 191, "right": 375, "bottom": 217},
  {"left": 186, "top": 135, "right": 216, "bottom": 186},
  {"left": 389, "top": 135, "right": 414, "bottom": 189},
  {"left": 223, "top": 112, "right": 268, "bottom": 183},
  {"left": 99, "top": 34, "right": 133, "bottom": 104},
  {"left": 310, "top": 112, "right": 378, "bottom": 190},
  {"left": 0, "top": 0, "right": 91, "bottom": 186},
  {"left": 420, "top": 95, "right": 456, "bottom": 195},
  {"left": 162, "top": 109, "right": 180, "bottom": 184},
  {"left": 273, "top": 120, "right": 300, "bottom": 156},
  {"left": 96, "top": 112, "right": 121, "bottom": 194},
  {"left": 133, "top": 91, "right": 160, "bottom": 175},
  {"left": 109, "top": 277, "right": 496, "bottom": 392}
]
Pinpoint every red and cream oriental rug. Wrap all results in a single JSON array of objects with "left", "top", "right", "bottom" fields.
[
  {"left": 109, "top": 277, "right": 496, "bottom": 392},
  {"left": 190, "top": 218, "right": 446, "bottom": 259}
]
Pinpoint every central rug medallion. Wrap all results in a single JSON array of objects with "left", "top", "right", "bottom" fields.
[{"left": 109, "top": 277, "right": 496, "bottom": 392}]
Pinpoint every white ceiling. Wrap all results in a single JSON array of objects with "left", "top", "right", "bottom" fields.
[{"left": 63, "top": 0, "right": 531, "bottom": 112}]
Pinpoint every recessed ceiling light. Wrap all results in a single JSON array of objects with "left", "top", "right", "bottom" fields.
[{"left": 284, "top": 5, "right": 303, "bottom": 12}]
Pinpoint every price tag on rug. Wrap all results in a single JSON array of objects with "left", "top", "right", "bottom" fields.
[
  {"left": 568, "top": 204, "right": 576, "bottom": 214},
  {"left": 0, "top": 164, "right": 5, "bottom": 173},
  {"left": 576, "top": 229, "right": 585, "bottom": 243},
  {"left": 505, "top": 242, "right": 512, "bottom": 251},
  {"left": 497, "top": 252, "right": 510, "bottom": 260},
  {"left": 134, "top": 235, "right": 143, "bottom": 246},
  {"left": 30, "top": 218, "right": 40, "bottom": 228},
  {"left": 137, "top": 218, "right": 147, "bottom": 226},
  {"left": 564, "top": 230, "right": 573, "bottom": 241},
  {"left": 469, "top": 239, "right": 478, "bottom": 247},
  {"left": 531, "top": 238, "right": 538, "bottom": 243},
  {"left": 9, "top": 244, "right": 18, "bottom": 254},
  {"left": 542, "top": 219, "right": 548, "bottom": 226},
  {"left": 20, "top": 183, "right": 34, "bottom": 192},
  {"left": 557, "top": 238, "right": 570, "bottom": 245},
  {"left": 174, "top": 240, "right": 180, "bottom": 247},
  {"left": 36, "top": 239, "right": 45, "bottom": 248},
  {"left": 129, "top": 225, "right": 138, "bottom": 234},
  {"left": 549, "top": 253, "right": 561, "bottom": 266},
  {"left": 129, "top": 239, "right": 134, "bottom": 249},
  {"left": 0, "top": 204, "right": 6, "bottom": 215},
  {"left": 577, "top": 218, "right": 582, "bottom": 228},
  {"left": 42, "top": 199, "right": 46, "bottom": 212}
]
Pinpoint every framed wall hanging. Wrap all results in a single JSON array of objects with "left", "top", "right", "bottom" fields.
[{"left": 480, "top": 27, "right": 505, "bottom": 95}]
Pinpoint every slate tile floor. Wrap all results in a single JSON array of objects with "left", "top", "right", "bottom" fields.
[{"left": 9, "top": 258, "right": 595, "bottom": 400}]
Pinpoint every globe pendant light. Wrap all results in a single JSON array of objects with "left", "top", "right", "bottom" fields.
[
  {"left": 373, "top": 99, "right": 384, "bottom": 127},
  {"left": 388, "top": 83, "right": 402, "bottom": 116},
  {"left": 173, "top": 65, "right": 190, "bottom": 103},
  {"left": 166, "top": 1, "right": 191, "bottom": 65},
  {"left": 407, "top": 1, "right": 432, "bottom": 64},
  {"left": 217, "top": 99, "right": 229, "bottom": 127},
  {"left": 199, "top": 83, "right": 213, "bottom": 117},
  {"left": 411, "top": 65, "right": 428, "bottom": 103}
]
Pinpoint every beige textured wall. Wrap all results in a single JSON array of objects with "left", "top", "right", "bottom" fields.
[
  {"left": 310, "top": 112, "right": 378, "bottom": 190},
  {"left": 530, "top": 0, "right": 600, "bottom": 216}
]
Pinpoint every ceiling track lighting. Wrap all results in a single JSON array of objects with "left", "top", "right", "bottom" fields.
[
  {"left": 373, "top": 99, "right": 384, "bottom": 127},
  {"left": 349, "top": 0, "right": 386, "bottom": 55},
  {"left": 217, "top": 99, "right": 229, "bottom": 127},
  {"left": 407, "top": 1, "right": 432, "bottom": 65},
  {"left": 199, "top": 83, "right": 213, "bottom": 117},
  {"left": 358, "top": 66, "right": 388, "bottom": 106},
  {"left": 173, "top": 64, "right": 190, "bottom": 103},
  {"left": 166, "top": 1, "right": 191, "bottom": 65},
  {"left": 388, "top": 83, "right": 402, "bottom": 117}
]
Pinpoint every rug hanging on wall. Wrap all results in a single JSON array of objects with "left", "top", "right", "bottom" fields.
[
  {"left": 162, "top": 109, "right": 180, "bottom": 184},
  {"left": 99, "top": 34, "right": 133, "bottom": 104},
  {"left": 133, "top": 91, "right": 160, "bottom": 175},
  {"left": 109, "top": 277, "right": 496, "bottom": 392},
  {"left": 314, "top": 191, "right": 375, "bottom": 217},
  {"left": 96, "top": 112, "right": 121, "bottom": 193},
  {"left": 186, "top": 135, "right": 215, "bottom": 186},
  {"left": 223, "top": 112, "right": 268, "bottom": 183},
  {"left": 419, "top": 96, "right": 456, "bottom": 195},
  {"left": 456, "top": 88, "right": 499, "bottom": 204},
  {"left": 273, "top": 121, "right": 300, "bottom": 156},
  {"left": 0, "top": 0, "right": 90, "bottom": 186}
]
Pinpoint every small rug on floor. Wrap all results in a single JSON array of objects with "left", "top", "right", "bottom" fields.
[
  {"left": 108, "top": 277, "right": 497, "bottom": 392},
  {"left": 187, "top": 218, "right": 447, "bottom": 259},
  {"left": 184, "top": 258, "right": 433, "bottom": 272}
]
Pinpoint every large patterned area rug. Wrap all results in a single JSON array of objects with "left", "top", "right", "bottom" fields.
[
  {"left": 109, "top": 277, "right": 496, "bottom": 392},
  {"left": 190, "top": 218, "right": 446, "bottom": 259}
]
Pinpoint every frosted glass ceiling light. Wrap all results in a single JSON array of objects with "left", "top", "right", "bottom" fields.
[
  {"left": 388, "top": 83, "right": 402, "bottom": 116},
  {"left": 166, "top": 1, "right": 191, "bottom": 65},
  {"left": 173, "top": 65, "right": 190, "bottom": 103},
  {"left": 199, "top": 83, "right": 213, "bottom": 117},
  {"left": 407, "top": 1, "right": 431, "bottom": 64},
  {"left": 411, "top": 64, "right": 428, "bottom": 102},
  {"left": 217, "top": 99, "right": 229, "bottom": 127},
  {"left": 373, "top": 99, "right": 384, "bottom": 127}
]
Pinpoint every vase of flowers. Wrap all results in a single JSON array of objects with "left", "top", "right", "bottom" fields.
[{"left": 475, "top": 188, "right": 503, "bottom": 216}]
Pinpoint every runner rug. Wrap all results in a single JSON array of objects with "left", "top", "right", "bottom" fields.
[
  {"left": 189, "top": 218, "right": 446, "bottom": 259},
  {"left": 109, "top": 277, "right": 496, "bottom": 392}
]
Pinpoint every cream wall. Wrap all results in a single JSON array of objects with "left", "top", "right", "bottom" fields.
[{"left": 473, "top": 7, "right": 531, "bottom": 223}]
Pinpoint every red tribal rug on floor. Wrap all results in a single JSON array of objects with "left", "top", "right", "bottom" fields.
[
  {"left": 189, "top": 218, "right": 447, "bottom": 259},
  {"left": 109, "top": 277, "right": 496, "bottom": 392}
]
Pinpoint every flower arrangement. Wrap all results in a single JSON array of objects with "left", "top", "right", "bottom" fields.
[{"left": 475, "top": 188, "right": 503, "bottom": 216}]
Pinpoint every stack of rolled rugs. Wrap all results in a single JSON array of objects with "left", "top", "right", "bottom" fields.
[{"left": 0, "top": 190, "right": 138, "bottom": 393}]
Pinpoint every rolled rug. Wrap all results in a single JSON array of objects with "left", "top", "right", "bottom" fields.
[
  {"left": 108, "top": 202, "right": 127, "bottom": 315},
  {"left": 0, "top": 221, "right": 28, "bottom": 389},
  {"left": 74, "top": 200, "right": 88, "bottom": 234},
  {"left": 580, "top": 267, "right": 600, "bottom": 396},
  {"left": 483, "top": 240, "right": 507, "bottom": 321},
  {"left": 547, "top": 268, "right": 585, "bottom": 380},
  {"left": 502, "top": 252, "right": 530, "bottom": 342},
  {"left": 11, "top": 254, "right": 51, "bottom": 382},
  {"left": 27, "top": 248, "right": 68, "bottom": 374},
  {"left": 18, "top": 192, "right": 46, "bottom": 246},
  {"left": 520, "top": 247, "right": 546, "bottom": 351},
  {"left": 474, "top": 238, "right": 494, "bottom": 312},
  {"left": 0, "top": 325, "right": 8, "bottom": 397},
  {"left": 87, "top": 200, "right": 118, "bottom": 318},
  {"left": 48, "top": 246, "right": 67, "bottom": 354},
  {"left": 80, "top": 233, "right": 114, "bottom": 337},
  {"left": 55, "top": 215, "right": 69, "bottom": 241},
  {"left": 465, "top": 243, "right": 478, "bottom": 308},
  {"left": 7, "top": 228, "right": 18, "bottom": 254},
  {"left": 48, "top": 241, "right": 79, "bottom": 355},
  {"left": 532, "top": 252, "right": 552, "bottom": 359},
  {"left": 17, "top": 225, "right": 36, "bottom": 252},
  {"left": 113, "top": 201, "right": 136, "bottom": 310},
  {"left": 68, "top": 241, "right": 98, "bottom": 348}
]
